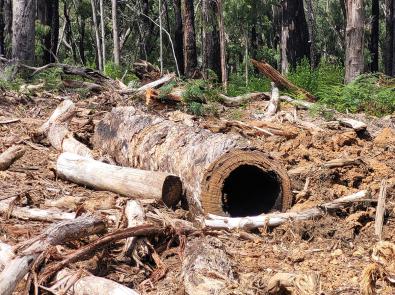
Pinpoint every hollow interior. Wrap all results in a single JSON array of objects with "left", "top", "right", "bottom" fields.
[{"left": 221, "top": 165, "right": 281, "bottom": 217}]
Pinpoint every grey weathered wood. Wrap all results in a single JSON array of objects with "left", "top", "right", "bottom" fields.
[
  {"left": 0, "top": 145, "right": 26, "bottom": 171},
  {"left": 375, "top": 179, "right": 387, "bottom": 240}
]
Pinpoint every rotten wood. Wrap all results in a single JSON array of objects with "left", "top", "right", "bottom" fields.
[
  {"left": 0, "top": 216, "right": 106, "bottom": 295},
  {"left": 56, "top": 152, "right": 182, "bottom": 207},
  {"left": 93, "top": 106, "right": 292, "bottom": 216},
  {"left": 251, "top": 59, "right": 316, "bottom": 102},
  {"left": 0, "top": 145, "right": 26, "bottom": 171},
  {"left": 205, "top": 190, "right": 369, "bottom": 230}
]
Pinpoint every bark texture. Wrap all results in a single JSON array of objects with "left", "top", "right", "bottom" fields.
[
  {"left": 12, "top": 0, "right": 36, "bottom": 63},
  {"left": 202, "top": 0, "right": 220, "bottom": 79},
  {"left": 93, "top": 107, "right": 292, "bottom": 216},
  {"left": 344, "top": 0, "right": 365, "bottom": 83},
  {"left": 370, "top": 0, "right": 379, "bottom": 72},
  {"left": 280, "top": 0, "right": 310, "bottom": 73},
  {"left": 182, "top": 0, "right": 197, "bottom": 77},
  {"left": 173, "top": 0, "right": 184, "bottom": 75},
  {"left": 112, "top": 0, "right": 120, "bottom": 65}
]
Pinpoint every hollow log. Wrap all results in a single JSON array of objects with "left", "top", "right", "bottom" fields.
[
  {"left": 181, "top": 236, "right": 236, "bottom": 295},
  {"left": 53, "top": 269, "right": 140, "bottom": 295},
  {"left": 56, "top": 152, "right": 182, "bottom": 207},
  {"left": 0, "top": 145, "right": 26, "bottom": 171},
  {"left": 0, "top": 216, "right": 105, "bottom": 295},
  {"left": 93, "top": 107, "right": 292, "bottom": 216}
]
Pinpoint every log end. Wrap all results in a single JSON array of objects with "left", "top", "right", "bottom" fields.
[
  {"left": 162, "top": 175, "right": 183, "bottom": 207},
  {"left": 201, "top": 149, "right": 292, "bottom": 217}
]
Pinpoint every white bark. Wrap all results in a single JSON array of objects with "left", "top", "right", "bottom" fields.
[
  {"left": 54, "top": 269, "right": 140, "bottom": 295},
  {"left": 0, "top": 216, "right": 105, "bottom": 295},
  {"left": 205, "top": 190, "right": 368, "bottom": 230},
  {"left": 111, "top": 0, "right": 120, "bottom": 65},
  {"left": 265, "top": 83, "right": 280, "bottom": 117},
  {"left": 91, "top": 0, "right": 103, "bottom": 71},
  {"left": 0, "top": 242, "right": 14, "bottom": 271},
  {"left": 56, "top": 152, "right": 182, "bottom": 207},
  {"left": 123, "top": 200, "right": 147, "bottom": 257},
  {"left": 99, "top": 0, "right": 106, "bottom": 67},
  {"left": 120, "top": 73, "right": 176, "bottom": 95},
  {"left": 37, "top": 99, "right": 76, "bottom": 135}
]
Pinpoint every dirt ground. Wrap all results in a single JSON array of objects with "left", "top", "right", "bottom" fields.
[{"left": 0, "top": 89, "right": 394, "bottom": 294}]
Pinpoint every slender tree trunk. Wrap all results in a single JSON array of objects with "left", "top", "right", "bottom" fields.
[
  {"left": 280, "top": 0, "right": 310, "bottom": 74},
  {"left": 99, "top": 0, "right": 105, "bottom": 67},
  {"left": 250, "top": 1, "right": 258, "bottom": 59},
  {"left": 182, "top": 0, "right": 197, "bottom": 77},
  {"left": 392, "top": 0, "right": 395, "bottom": 75},
  {"left": 111, "top": 0, "right": 120, "bottom": 65},
  {"left": 0, "top": 0, "right": 4, "bottom": 56},
  {"left": 202, "top": 0, "right": 220, "bottom": 79},
  {"left": 63, "top": 3, "right": 78, "bottom": 63},
  {"left": 173, "top": 0, "right": 184, "bottom": 75},
  {"left": 37, "top": 0, "right": 59, "bottom": 64},
  {"left": 385, "top": 0, "right": 395, "bottom": 75},
  {"left": 91, "top": 0, "right": 103, "bottom": 71},
  {"left": 79, "top": 18, "right": 86, "bottom": 64},
  {"left": 370, "top": 0, "right": 379, "bottom": 72},
  {"left": 159, "top": 0, "right": 163, "bottom": 74},
  {"left": 3, "top": 0, "right": 11, "bottom": 57},
  {"left": 12, "top": 0, "right": 35, "bottom": 63},
  {"left": 344, "top": 0, "right": 364, "bottom": 83},
  {"left": 218, "top": 0, "right": 227, "bottom": 90},
  {"left": 305, "top": 0, "right": 316, "bottom": 68}
]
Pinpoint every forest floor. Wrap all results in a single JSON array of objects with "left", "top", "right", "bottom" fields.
[{"left": 0, "top": 87, "right": 394, "bottom": 294}]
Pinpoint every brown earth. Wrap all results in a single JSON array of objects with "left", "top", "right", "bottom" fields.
[{"left": 0, "top": 90, "right": 394, "bottom": 294}]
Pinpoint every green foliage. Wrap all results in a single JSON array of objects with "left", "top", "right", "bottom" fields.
[
  {"left": 104, "top": 62, "right": 139, "bottom": 85},
  {"left": 227, "top": 74, "right": 271, "bottom": 97},
  {"left": 32, "top": 68, "right": 63, "bottom": 90},
  {"left": 35, "top": 20, "right": 51, "bottom": 58},
  {"left": 187, "top": 101, "right": 205, "bottom": 116},
  {"left": 182, "top": 79, "right": 219, "bottom": 103},
  {"left": 318, "top": 74, "right": 395, "bottom": 116},
  {"left": 158, "top": 81, "right": 177, "bottom": 100}
]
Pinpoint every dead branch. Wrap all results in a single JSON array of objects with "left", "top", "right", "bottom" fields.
[
  {"left": 0, "top": 216, "right": 106, "bottom": 295},
  {"left": 62, "top": 79, "right": 104, "bottom": 92},
  {"left": 120, "top": 73, "right": 176, "bottom": 95},
  {"left": 251, "top": 59, "right": 316, "bottom": 102},
  {"left": 205, "top": 190, "right": 369, "bottom": 230},
  {"left": 374, "top": 180, "right": 387, "bottom": 240},
  {"left": 323, "top": 158, "right": 362, "bottom": 168},
  {"left": 0, "top": 145, "right": 26, "bottom": 171}
]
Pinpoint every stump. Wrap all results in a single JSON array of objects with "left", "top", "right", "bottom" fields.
[{"left": 93, "top": 107, "right": 292, "bottom": 216}]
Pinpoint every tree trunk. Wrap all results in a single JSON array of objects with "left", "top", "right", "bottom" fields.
[
  {"left": 173, "top": 0, "right": 184, "bottom": 75},
  {"left": 56, "top": 152, "right": 182, "bottom": 207},
  {"left": 63, "top": 3, "right": 78, "bottom": 63},
  {"left": 79, "top": 18, "right": 86, "bottom": 64},
  {"left": 182, "top": 0, "right": 197, "bottom": 77},
  {"left": 370, "top": 0, "right": 379, "bottom": 72},
  {"left": 305, "top": 0, "right": 316, "bottom": 68},
  {"left": 93, "top": 107, "right": 292, "bottom": 217},
  {"left": 37, "top": 0, "right": 59, "bottom": 64},
  {"left": 112, "top": 0, "right": 120, "bottom": 65},
  {"left": 12, "top": 0, "right": 35, "bottom": 63},
  {"left": 218, "top": 0, "right": 227, "bottom": 89},
  {"left": 202, "top": 0, "right": 220, "bottom": 79},
  {"left": 0, "top": 0, "right": 5, "bottom": 56},
  {"left": 344, "top": 0, "right": 365, "bottom": 83},
  {"left": 250, "top": 1, "right": 258, "bottom": 59},
  {"left": 3, "top": 0, "right": 11, "bottom": 57},
  {"left": 91, "top": 0, "right": 103, "bottom": 71},
  {"left": 99, "top": 0, "right": 105, "bottom": 67},
  {"left": 385, "top": 0, "right": 395, "bottom": 75},
  {"left": 280, "top": 0, "right": 310, "bottom": 74}
]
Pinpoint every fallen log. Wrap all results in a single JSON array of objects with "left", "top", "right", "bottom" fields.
[
  {"left": 0, "top": 145, "right": 26, "bottom": 171},
  {"left": 48, "top": 124, "right": 93, "bottom": 158},
  {"left": 251, "top": 59, "right": 316, "bottom": 102},
  {"left": 0, "top": 216, "right": 105, "bottom": 295},
  {"left": 280, "top": 95, "right": 315, "bottom": 109},
  {"left": 181, "top": 236, "right": 236, "bottom": 295},
  {"left": 0, "top": 197, "right": 76, "bottom": 221},
  {"left": 0, "top": 242, "right": 14, "bottom": 271},
  {"left": 219, "top": 92, "right": 269, "bottom": 107},
  {"left": 36, "top": 99, "right": 76, "bottom": 136},
  {"left": 53, "top": 269, "right": 140, "bottom": 295},
  {"left": 56, "top": 152, "right": 182, "bottom": 207},
  {"left": 63, "top": 79, "right": 104, "bottom": 92},
  {"left": 205, "top": 190, "right": 368, "bottom": 230},
  {"left": 120, "top": 73, "right": 175, "bottom": 95},
  {"left": 93, "top": 107, "right": 292, "bottom": 216}
]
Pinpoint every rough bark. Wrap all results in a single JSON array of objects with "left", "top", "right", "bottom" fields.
[
  {"left": 0, "top": 216, "right": 106, "bottom": 295},
  {"left": 202, "top": 0, "right": 220, "bottom": 79},
  {"left": 280, "top": 0, "right": 310, "bottom": 74},
  {"left": 344, "top": 0, "right": 365, "bottom": 83},
  {"left": 112, "top": 0, "right": 120, "bottom": 65},
  {"left": 0, "top": 0, "right": 5, "bottom": 56},
  {"left": 12, "top": 0, "right": 35, "bottom": 63},
  {"left": 0, "top": 145, "right": 25, "bottom": 170},
  {"left": 370, "top": 0, "right": 379, "bottom": 72},
  {"left": 173, "top": 0, "right": 184, "bottom": 75},
  {"left": 37, "top": 0, "right": 59, "bottom": 64},
  {"left": 93, "top": 107, "right": 292, "bottom": 216},
  {"left": 305, "top": 0, "right": 316, "bottom": 68},
  {"left": 56, "top": 152, "right": 182, "bottom": 207},
  {"left": 182, "top": 0, "right": 197, "bottom": 77},
  {"left": 218, "top": 0, "right": 227, "bottom": 89},
  {"left": 91, "top": 0, "right": 103, "bottom": 71}
]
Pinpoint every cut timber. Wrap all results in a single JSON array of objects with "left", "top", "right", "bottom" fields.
[
  {"left": 219, "top": 92, "right": 269, "bottom": 107},
  {"left": 205, "top": 190, "right": 368, "bottom": 230},
  {"left": 0, "top": 216, "right": 105, "bottom": 295},
  {"left": 0, "top": 197, "right": 76, "bottom": 221},
  {"left": 56, "top": 152, "right": 182, "bottom": 207},
  {"left": 0, "top": 145, "right": 26, "bottom": 171},
  {"left": 48, "top": 124, "right": 93, "bottom": 158},
  {"left": 36, "top": 99, "right": 76, "bottom": 135},
  {"left": 93, "top": 107, "right": 292, "bottom": 216},
  {"left": 53, "top": 269, "right": 140, "bottom": 295},
  {"left": 251, "top": 59, "right": 316, "bottom": 102},
  {"left": 181, "top": 237, "right": 235, "bottom": 295}
]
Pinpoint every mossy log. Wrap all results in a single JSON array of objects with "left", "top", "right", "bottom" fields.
[{"left": 93, "top": 107, "right": 292, "bottom": 216}]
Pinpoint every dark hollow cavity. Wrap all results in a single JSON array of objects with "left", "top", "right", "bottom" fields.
[{"left": 221, "top": 165, "right": 281, "bottom": 217}]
